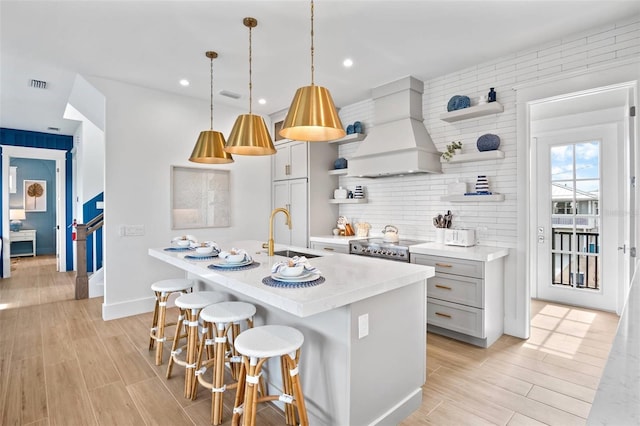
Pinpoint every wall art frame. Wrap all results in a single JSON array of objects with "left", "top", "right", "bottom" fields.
[
  {"left": 24, "top": 179, "right": 46, "bottom": 212},
  {"left": 171, "top": 166, "right": 230, "bottom": 230}
]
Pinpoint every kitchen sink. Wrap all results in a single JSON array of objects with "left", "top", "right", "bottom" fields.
[{"left": 272, "top": 249, "right": 321, "bottom": 259}]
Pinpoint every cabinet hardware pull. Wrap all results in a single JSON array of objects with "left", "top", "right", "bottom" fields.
[
  {"left": 435, "top": 263, "right": 453, "bottom": 268},
  {"left": 286, "top": 204, "right": 291, "bottom": 212},
  {"left": 435, "top": 312, "right": 452, "bottom": 318},
  {"left": 322, "top": 247, "right": 335, "bottom": 251},
  {"left": 435, "top": 284, "right": 452, "bottom": 290},
  {"left": 285, "top": 164, "right": 291, "bottom": 175}
]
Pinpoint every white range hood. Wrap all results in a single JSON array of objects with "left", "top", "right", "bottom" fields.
[{"left": 348, "top": 76, "right": 442, "bottom": 177}]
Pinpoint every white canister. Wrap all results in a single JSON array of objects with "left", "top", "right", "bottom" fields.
[
  {"left": 435, "top": 228, "right": 445, "bottom": 244},
  {"left": 334, "top": 187, "right": 347, "bottom": 199}
]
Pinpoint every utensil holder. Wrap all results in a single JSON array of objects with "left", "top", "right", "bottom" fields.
[{"left": 435, "top": 228, "right": 445, "bottom": 244}]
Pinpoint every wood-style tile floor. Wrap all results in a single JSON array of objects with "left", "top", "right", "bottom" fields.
[{"left": 0, "top": 256, "right": 620, "bottom": 425}]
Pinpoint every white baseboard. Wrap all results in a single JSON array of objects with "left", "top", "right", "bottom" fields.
[{"left": 102, "top": 296, "right": 155, "bottom": 320}]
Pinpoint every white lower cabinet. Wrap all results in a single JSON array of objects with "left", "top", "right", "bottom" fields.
[
  {"left": 310, "top": 241, "right": 349, "bottom": 254},
  {"left": 412, "top": 253, "right": 504, "bottom": 347}
]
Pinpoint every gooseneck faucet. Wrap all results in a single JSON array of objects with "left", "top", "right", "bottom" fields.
[{"left": 263, "top": 207, "right": 292, "bottom": 256}]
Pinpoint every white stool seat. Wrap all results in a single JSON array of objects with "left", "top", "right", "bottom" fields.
[
  {"left": 200, "top": 301, "right": 256, "bottom": 324},
  {"left": 175, "top": 291, "right": 225, "bottom": 309},
  {"left": 234, "top": 325, "right": 304, "bottom": 359},
  {"left": 151, "top": 278, "right": 194, "bottom": 293}
]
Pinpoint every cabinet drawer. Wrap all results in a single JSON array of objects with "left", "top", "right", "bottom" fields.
[
  {"left": 413, "top": 254, "right": 483, "bottom": 278},
  {"left": 427, "top": 274, "right": 483, "bottom": 308},
  {"left": 427, "top": 298, "right": 484, "bottom": 338},
  {"left": 310, "top": 242, "right": 349, "bottom": 254},
  {"left": 10, "top": 231, "right": 35, "bottom": 242}
]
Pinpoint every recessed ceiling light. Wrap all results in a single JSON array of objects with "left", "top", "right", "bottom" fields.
[
  {"left": 343, "top": 58, "right": 353, "bottom": 68},
  {"left": 179, "top": 79, "right": 190, "bottom": 87},
  {"left": 258, "top": 98, "right": 266, "bottom": 105}
]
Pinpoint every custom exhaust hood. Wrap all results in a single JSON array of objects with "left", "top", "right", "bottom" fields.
[{"left": 348, "top": 76, "right": 442, "bottom": 177}]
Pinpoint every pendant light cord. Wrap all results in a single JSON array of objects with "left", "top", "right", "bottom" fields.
[
  {"left": 209, "top": 56, "right": 214, "bottom": 130},
  {"left": 248, "top": 23, "right": 253, "bottom": 115},
  {"left": 310, "top": 0, "right": 315, "bottom": 86}
]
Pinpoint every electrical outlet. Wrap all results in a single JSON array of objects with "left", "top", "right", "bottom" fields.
[{"left": 358, "top": 313, "right": 369, "bottom": 339}]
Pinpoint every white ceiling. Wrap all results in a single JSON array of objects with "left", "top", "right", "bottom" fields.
[{"left": 1, "top": 0, "right": 639, "bottom": 136}]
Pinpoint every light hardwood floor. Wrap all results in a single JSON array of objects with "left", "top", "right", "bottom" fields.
[{"left": 0, "top": 256, "right": 619, "bottom": 425}]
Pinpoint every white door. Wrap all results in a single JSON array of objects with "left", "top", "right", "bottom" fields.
[{"left": 535, "top": 124, "right": 621, "bottom": 311}]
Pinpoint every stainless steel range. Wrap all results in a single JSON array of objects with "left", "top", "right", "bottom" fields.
[{"left": 349, "top": 238, "right": 425, "bottom": 262}]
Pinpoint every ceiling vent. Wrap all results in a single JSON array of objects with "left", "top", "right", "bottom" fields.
[
  {"left": 47, "top": 127, "right": 60, "bottom": 131},
  {"left": 30, "top": 79, "right": 48, "bottom": 89},
  {"left": 219, "top": 90, "right": 241, "bottom": 99}
]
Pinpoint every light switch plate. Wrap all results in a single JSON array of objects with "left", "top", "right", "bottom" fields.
[{"left": 358, "top": 314, "right": 369, "bottom": 339}]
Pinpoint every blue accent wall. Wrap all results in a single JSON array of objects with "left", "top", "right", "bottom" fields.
[
  {"left": 1, "top": 128, "right": 74, "bottom": 275},
  {"left": 9, "top": 158, "right": 56, "bottom": 255}
]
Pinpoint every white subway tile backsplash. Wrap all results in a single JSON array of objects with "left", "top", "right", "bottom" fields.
[{"left": 330, "top": 17, "right": 639, "bottom": 243}]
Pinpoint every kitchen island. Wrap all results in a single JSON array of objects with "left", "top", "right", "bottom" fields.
[{"left": 149, "top": 240, "right": 434, "bottom": 425}]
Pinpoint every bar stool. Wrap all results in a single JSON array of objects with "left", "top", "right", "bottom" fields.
[
  {"left": 149, "top": 278, "right": 193, "bottom": 366},
  {"left": 166, "top": 291, "right": 225, "bottom": 399},
  {"left": 195, "top": 301, "right": 257, "bottom": 425},
  {"left": 232, "top": 325, "right": 309, "bottom": 426}
]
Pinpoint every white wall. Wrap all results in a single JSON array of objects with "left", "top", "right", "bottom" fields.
[
  {"left": 88, "top": 77, "right": 272, "bottom": 319},
  {"left": 336, "top": 17, "right": 639, "bottom": 338}
]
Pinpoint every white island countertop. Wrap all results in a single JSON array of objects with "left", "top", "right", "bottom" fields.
[
  {"left": 410, "top": 242, "right": 509, "bottom": 262},
  {"left": 149, "top": 240, "right": 434, "bottom": 318}
]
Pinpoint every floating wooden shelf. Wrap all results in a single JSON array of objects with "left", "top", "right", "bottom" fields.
[
  {"left": 328, "top": 133, "right": 366, "bottom": 145},
  {"left": 441, "top": 150, "right": 505, "bottom": 164},
  {"left": 441, "top": 194, "right": 505, "bottom": 202},
  {"left": 440, "top": 102, "right": 504, "bottom": 123},
  {"left": 329, "top": 198, "right": 367, "bottom": 204},
  {"left": 328, "top": 169, "right": 349, "bottom": 176}
]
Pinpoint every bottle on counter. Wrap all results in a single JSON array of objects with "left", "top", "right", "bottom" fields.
[{"left": 334, "top": 187, "right": 347, "bottom": 199}]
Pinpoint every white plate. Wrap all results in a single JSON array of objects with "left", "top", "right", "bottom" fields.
[
  {"left": 271, "top": 271, "right": 319, "bottom": 282},
  {"left": 211, "top": 258, "right": 252, "bottom": 268},
  {"left": 187, "top": 251, "right": 218, "bottom": 258}
]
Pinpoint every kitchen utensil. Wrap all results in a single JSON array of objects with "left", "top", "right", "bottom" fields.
[
  {"left": 345, "top": 223, "right": 355, "bottom": 236},
  {"left": 382, "top": 225, "right": 399, "bottom": 242}
]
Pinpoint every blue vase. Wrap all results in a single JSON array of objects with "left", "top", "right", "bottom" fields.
[
  {"left": 476, "top": 134, "right": 500, "bottom": 151},
  {"left": 346, "top": 124, "right": 354, "bottom": 135},
  {"left": 353, "top": 121, "right": 363, "bottom": 134},
  {"left": 334, "top": 158, "right": 348, "bottom": 169}
]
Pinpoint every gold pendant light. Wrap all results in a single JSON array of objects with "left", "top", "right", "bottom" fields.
[
  {"left": 279, "top": 0, "right": 345, "bottom": 142},
  {"left": 189, "top": 51, "right": 234, "bottom": 164},
  {"left": 225, "top": 17, "right": 276, "bottom": 156}
]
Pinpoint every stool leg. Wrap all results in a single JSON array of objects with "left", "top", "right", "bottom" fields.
[
  {"left": 166, "top": 308, "right": 185, "bottom": 379},
  {"left": 155, "top": 292, "right": 170, "bottom": 365},
  {"left": 212, "top": 322, "right": 226, "bottom": 425},
  {"left": 280, "top": 356, "right": 295, "bottom": 425},
  {"left": 287, "top": 350, "right": 309, "bottom": 426},
  {"left": 184, "top": 308, "right": 199, "bottom": 399},
  {"left": 192, "top": 319, "right": 210, "bottom": 401},
  {"left": 231, "top": 357, "right": 248, "bottom": 426},
  {"left": 149, "top": 293, "right": 160, "bottom": 350}
]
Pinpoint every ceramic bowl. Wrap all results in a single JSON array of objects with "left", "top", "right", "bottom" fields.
[
  {"left": 175, "top": 239, "right": 191, "bottom": 247},
  {"left": 225, "top": 253, "right": 245, "bottom": 264},
  {"left": 280, "top": 265, "right": 304, "bottom": 277},
  {"left": 195, "top": 245, "right": 214, "bottom": 254}
]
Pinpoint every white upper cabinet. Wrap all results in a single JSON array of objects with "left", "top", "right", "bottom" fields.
[{"left": 273, "top": 140, "right": 308, "bottom": 181}]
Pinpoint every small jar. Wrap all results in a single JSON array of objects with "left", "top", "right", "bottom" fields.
[{"left": 334, "top": 187, "right": 347, "bottom": 199}]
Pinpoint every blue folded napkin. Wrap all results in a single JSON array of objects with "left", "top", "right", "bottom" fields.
[
  {"left": 218, "top": 248, "right": 252, "bottom": 263},
  {"left": 271, "top": 256, "right": 320, "bottom": 274}
]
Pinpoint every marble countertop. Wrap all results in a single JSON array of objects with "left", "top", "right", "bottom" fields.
[
  {"left": 149, "top": 240, "right": 434, "bottom": 318},
  {"left": 587, "top": 276, "right": 640, "bottom": 425},
  {"left": 409, "top": 242, "right": 509, "bottom": 262}
]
